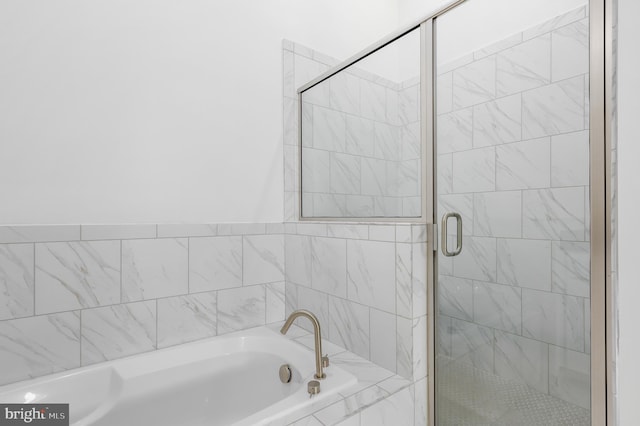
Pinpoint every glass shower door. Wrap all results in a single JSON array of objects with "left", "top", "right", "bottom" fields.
[{"left": 434, "top": 1, "right": 592, "bottom": 424}]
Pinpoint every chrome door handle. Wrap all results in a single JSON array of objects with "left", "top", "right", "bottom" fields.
[{"left": 441, "top": 212, "right": 462, "bottom": 257}]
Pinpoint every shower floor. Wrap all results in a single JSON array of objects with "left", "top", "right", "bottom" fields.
[{"left": 436, "top": 357, "right": 590, "bottom": 426}]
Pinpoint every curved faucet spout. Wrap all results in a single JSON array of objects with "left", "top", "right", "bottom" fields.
[{"left": 281, "top": 309, "right": 326, "bottom": 379}]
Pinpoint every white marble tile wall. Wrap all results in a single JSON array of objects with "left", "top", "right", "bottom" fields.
[
  {"left": 284, "top": 223, "right": 428, "bottom": 382},
  {"left": 0, "top": 223, "right": 286, "bottom": 385},
  {"left": 436, "top": 5, "right": 591, "bottom": 409},
  {"left": 288, "top": 40, "right": 422, "bottom": 219}
]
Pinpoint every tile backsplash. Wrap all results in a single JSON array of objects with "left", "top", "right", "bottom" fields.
[{"left": 0, "top": 224, "right": 285, "bottom": 386}]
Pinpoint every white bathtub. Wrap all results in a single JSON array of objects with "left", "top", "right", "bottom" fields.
[{"left": 0, "top": 326, "right": 356, "bottom": 426}]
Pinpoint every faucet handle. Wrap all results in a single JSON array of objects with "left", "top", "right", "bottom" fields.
[{"left": 322, "top": 355, "right": 330, "bottom": 368}]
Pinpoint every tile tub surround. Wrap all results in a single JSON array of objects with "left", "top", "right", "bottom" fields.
[
  {"left": 0, "top": 223, "right": 286, "bottom": 386},
  {"left": 436, "top": 4, "right": 591, "bottom": 411}
]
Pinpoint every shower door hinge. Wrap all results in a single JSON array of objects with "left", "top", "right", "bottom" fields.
[{"left": 429, "top": 223, "right": 438, "bottom": 252}]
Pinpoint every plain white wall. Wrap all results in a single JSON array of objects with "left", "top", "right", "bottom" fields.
[
  {"left": 616, "top": 0, "right": 640, "bottom": 423},
  {"left": 0, "top": 0, "right": 398, "bottom": 224}
]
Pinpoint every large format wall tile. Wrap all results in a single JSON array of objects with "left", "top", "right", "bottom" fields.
[
  {"left": 329, "top": 297, "right": 370, "bottom": 359},
  {"left": 122, "top": 239, "right": 188, "bottom": 301},
  {"left": 523, "top": 187, "right": 585, "bottom": 241},
  {"left": 473, "top": 281, "right": 521, "bottom": 334},
  {"left": 330, "top": 152, "right": 361, "bottom": 195},
  {"left": 473, "top": 94, "right": 522, "bottom": 147},
  {"left": 0, "top": 312, "right": 80, "bottom": 385},
  {"left": 551, "top": 130, "right": 589, "bottom": 187},
  {"left": 81, "top": 301, "right": 156, "bottom": 365},
  {"left": 347, "top": 240, "right": 395, "bottom": 313},
  {"left": 496, "top": 34, "right": 551, "bottom": 96},
  {"left": 494, "top": 331, "right": 549, "bottom": 394},
  {"left": 35, "top": 241, "right": 120, "bottom": 314},
  {"left": 437, "top": 109, "right": 473, "bottom": 154},
  {"left": 548, "top": 345, "right": 590, "bottom": 409},
  {"left": 0, "top": 244, "right": 34, "bottom": 320},
  {"left": 473, "top": 191, "right": 522, "bottom": 238},
  {"left": 189, "top": 236, "right": 242, "bottom": 292},
  {"left": 551, "top": 241, "right": 590, "bottom": 297},
  {"left": 243, "top": 235, "right": 285, "bottom": 285},
  {"left": 311, "top": 237, "right": 347, "bottom": 298},
  {"left": 438, "top": 275, "right": 473, "bottom": 321},
  {"left": 452, "top": 147, "right": 496, "bottom": 193},
  {"left": 157, "top": 292, "right": 217, "bottom": 348},
  {"left": 497, "top": 238, "right": 551, "bottom": 291},
  {"left": 217, "top": 285, "right": 265, "bottom": 335},
  {"left": 551, "top": 19, "right": 589, "bottom": 82},
  {"left": 451, "top": 318, "right": 494, "bottom": 373},
  {"left": 285, "top": 235, "right": 312, "bottom": 287},
  {"left": 496, "top": 138, "right": 551, "bottom": 190},
  {"left": 453, "top": 236, "right": 497, "bottom": 282},
  {"left": 453, "top": 56, "right": 496, "bottom": 108}
]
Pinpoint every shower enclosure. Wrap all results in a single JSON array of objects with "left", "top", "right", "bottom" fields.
[{"left": 298, "top": 0, "right": 613, "bottom": 424}]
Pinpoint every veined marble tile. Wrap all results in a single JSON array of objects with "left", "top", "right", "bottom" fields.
[
  {"left": 315, "top": 193, "right": 346, "bottom": 218},
  {"left": 35, "top": 241, "right": 120, "bottom": 314},
  {"left": 346, "top": 115, "right": 374, "bottom": 157},
  {"left": 284, "top": 145, "right": 298, "bottom": 192},
  {"left": 401, "top": 121, "right": 420, "bottom": 160},
  {"left": 452, "top": 236, "right": 497, "bottom": 282},
  {"left": 360, "top": 386, "right": 414, "bottom": 426},
  {"left": 452, "top": 147, "right": 496, "bottom": 193},
  {"left": 282, "top": 96, "right": 298, "bottom": 146},
  {"left": 329, "top": 296, "right": 370, "bottom": 359},
  {"left": 331, "top": 152, "right": 361, "bottom": 195},
  {"left": 369, "top": 225, "right": 395, "bottom": 242},
  {"left": 552, "top": 241, "right": 590, "bottom": 297},
  {"left": 522, "top": 76, "right": 585, "bottom": 139},
  {"left": 217, "top": 285, "right": 266, "bottom": 335},
  {"left": 396, "top": 316, "right": 413, "bottom": 379},
  {"left": 330, "top": 71, "right": 360, "bottom": 115},
  {"left": 385, "top": 161, "right": 400, "bottom": 196},
  {"left": 552, "top": 19, "right": 589, "bottom": 81},
  {"left": 331, "top": 351, "right": 395, "bottom": 397},
  {"left": 312, "top": 106, "right": 346, "bottom": 152},
  {"left": 494, "top": 331, "right": 549, "bottom": 394},
  {"left": 437, "top": 154, "right": 453, "bottom": 195},
  {"left": 402, "top": 197, "right": 421, "bottom": 217},
  {"left": 497, "top": 238, "right": 552, "bottom": 291},
  {"left": 189, "top": 236, "right": 242, "bottom": 292},
  {"left": 437, "top": 108, "right": 473, "bottom": 154},
  {"left": 522, "top": 289, "right": 585, "bottom": 351},
  {"left": 473, "top": 191, "right": 522, "bottom": 238},
  {"left": 156, "top": 224, "right": 217, "bottom": 238},
  {"left": 584, "top": 302, "right": 591, "bottom": 354},
  {"left": 397, "top": 160, "right": 420, "bottom": 197},
  {"left": 296, "top": 285, "right": 330, "bottom": 335},
  {"left": 551, "top": 130, "right": 590, "bottom": 187},
  {"left": 497, "top": 34, "right": 551, "bottom": 96},
  {"left": 285, "top": 282, "right": 297, "bottom": 319},
  {"left": 437, "top": 315, "right": 453, "bottom": 358},
  {"left": 266, "top": 282, "right": 285, "bottom": 324},
  {"left": 473, "top": 281, "right": 521, "bottom": 334},
  {"left": 412, "top": 242, "right": 427, "bottom": 318},
  {"left": 386, "top": 86, "right": 399, "bottom": 126},
  {"left": 315, "top": 385, "right": 387, "bottom": 426},
  {"left": 122, "top": 238, "right": 188, "bottom": 301},
  {"left": 347, "top": 240, "right": 395, "bottom": 313},
  {"left": 81, "top": 224, "right": 155, "bottom": 240},
  {"left": 374, "top": 194, "right": 402, "bottom": 219},
  {"left": 436, "top": 72, "right": 453, "bottom": 114},
  {"left": 414, "top": 376, "right": 428, "bottom": 426},
  {"left": 361, "top": 158, "right": 387, "bottom": 196},
  {"left": 283, "top": 49, "right": 295, "bottom": 98},
  {"left": 328, "top": 224, "right": 369, "bottom": 240},
  {"left": 451, "top": 318, "right": 494, "bottom": 373},
  {"left": 361, "top": 79, "right": 387, "bottom": 122},
  {"left": 378, "top": 375, "right": 412, "bottom": 395},
  {"left": 474, "top": 32, "right": 523, "bottom": 60},
  {"left": 345, "top": 196, "right": 375, "bottom": 218},
  {"left": 523, "top": 187, "right": 585, "bottom": 241},
  {"left": 217, "top": 223, "right": 266, "bottom": 236},
  {"left": 311, "top": 237, "right": 347, "bottom": 298},
  {"left": 437, "top": 53, "right": 473, "bottom": 76},
  {"left": 302, "top": 101, "right": 313, "bottom": 148},
  {"left": 243, "top": 234, "right": 285, "bottom": 285},
  {"left": 396, "top": 242, "right": 412, "bottom": 319},
  {"left": 496, "top": 137, "right": 551, "bottom": 190},
  {"left": 438, "top": 193, "right": 473, "bottom": 236},
  {"left": 285, "top": 235, "right": 312, "bottom": 287},
  {"left": 293, "top": 333, "right": 346, "bottom": 357},
  {"left": 399, "top": 84, "right": 419, "bottom": 125},
  {"left": 549, "top": 345, "right": 591, "bottom": 409},
  {"left": 294, "top": 52, "right": 329, "bottom": 92},
  {"left": 288, "top": 415, "right": 324, "bottom": 426},
  {"left": 157, "top": 292, "right": 217, "bottom": 348},
  {"left": 0, "top": 243, "right": 34, "bottom": 320},
  {"left": 82, "top": 301, "right": 156, "bottom": 365},
  {"left": 266, "top": 223, "right": 284, "bottom": 235},
  {"left": 473, "top": 94, "right": 522, "bottom": 147},
  {"left": 370, "top": 308, "right": 397, "bottom": 372},
  {"left": 452, "top": 56, "right": 496, "bottom": 109},
  {"left": 373, "top": 122, "right": 401, "bottom": 161},
  {"left": 295, "top": 223, "right": 328, "bottom": 237},
  {"left": 412, "top": 316, "right": 427, "bottom": 380},
  {"left": 285, "top": 191, "right": 298, "bottom": 222},
  {"left": 438, "top": 275, "right": 473, "bottom": 321},
  {"left": 522, "top": 6, "right": 587, "bottom": 41},
  {"left": 0, "top": 225, "right": 80, "bottom": 244},
  {"left": 0, "top": 312, "right": 80, "bottom": 385}
]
